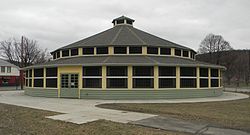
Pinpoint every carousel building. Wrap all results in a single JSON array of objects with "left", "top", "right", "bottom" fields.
[{"left": 24, "top": 16, "right": 225, "bottom": 99}]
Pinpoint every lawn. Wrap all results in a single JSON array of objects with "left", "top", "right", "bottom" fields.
[
  {"left": 98, "top": 94, "right": 250, "bottom": 132},
  {"left": 0, "top": 103, "right": 187, "bottom": 135}
]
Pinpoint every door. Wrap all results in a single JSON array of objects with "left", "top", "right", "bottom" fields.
[{"left": 60, "top": 74, "right": 79, "bottom": 98}]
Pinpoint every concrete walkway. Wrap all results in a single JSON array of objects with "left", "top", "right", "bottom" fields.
[{"left": 0, "top": 91, "right": 249, "bottom": 135}]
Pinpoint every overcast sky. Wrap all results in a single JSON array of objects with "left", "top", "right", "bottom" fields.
[{"left": 0, "top": 0, "right": 249, "bottom": 52}]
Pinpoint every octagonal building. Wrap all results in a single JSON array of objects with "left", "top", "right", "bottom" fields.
[{"left": 24, "top": 16, "right": 225, "bottom": 99}]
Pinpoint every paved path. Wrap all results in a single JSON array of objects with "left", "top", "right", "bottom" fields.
[
  {"left": 0, "top": 91, "right": 249, "bottom": 135},
  {"left": 133, "top": 116, "right": 250, "bottom": 135}
]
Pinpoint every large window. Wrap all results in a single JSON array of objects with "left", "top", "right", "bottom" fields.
[
  {"left": 46, "top": 67, "right": 57, "bottom": 88},
  {"left": 107, "top": 66, "right": 127, "bottom": 88},
  {"left": 183, "top": 50, "right": 189, "bottom": 57},
  {"left": 62, "top": 50, "right": 69, "bottom": 57},
  {"left": 27, "top": 69, "right": 32, "bottom": 87},
  {"left": 180, "top": 67, "right": 196, "bottom": 88},
  {"left": 34, "top": 68, "right": 44, "bottom": 87},
  {"left": 82, "top": 47, "right": 94, "bottom": 55},
  {"left": 71, "top": 48, "right": 79, "bottom": 56},
  {"left": 200, "top": 68, "right": 208, "bottom": 87},
  {"left": 175, "top": 49, "right": 181, "bottom": 56},
  {"left": 129, "top": 46, "right": 142, "bottom": 54},
  {"left": 96, "top": 47, "right": 108, "bottom": 54},
  {"left": 211, "top": 69, "right": 219, "bottom": 87},
  {"left": 160, "top": 48, "right": 171, "bottom": 55},
  {"left": 159, "top": 67, "right": 176, "bottom": 88},
  {"left": 114, "top": 47, "right": 127, "bottom": 54},
  {"left": 1, "top": 66, "right": 5, "bottom": 73},
  {"left": 82, "top": 66, "right": 102, "bottom": 88},
  {"left": 133, "top": 66, "right": 154, "bottom": 88},
  {"left": 147, "top": 47, "right": 158, "bottom": 54}
]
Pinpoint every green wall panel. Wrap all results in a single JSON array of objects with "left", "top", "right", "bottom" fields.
[{"left": 24, "top": 88, "right": 58, "bottom": 98}]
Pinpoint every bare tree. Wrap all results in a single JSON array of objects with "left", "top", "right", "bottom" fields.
[
  {"left": 0, "top": 36, "right": 50, "bottom": 68},
  {"left": 198, "top": 34, "right": 233, "bottom": 64}
]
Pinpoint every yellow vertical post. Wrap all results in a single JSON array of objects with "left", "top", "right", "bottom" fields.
[
  {"left": 43, "top": 67, "right": 46, "bottom": 89},
  {"left": 31, "top": 68, "right": 34, "bottom": 88},
  {"left": 94, "top": 47, "right": 97, "bottom": 55},
  {"left": 78, "top": 48, "right": 82, "bottom": 55},
  {"left": 102, "top": 66, "right": 106, "bottom": 89},
  {"left": 128, "top": 66, "right": 133, "bottom": 90},
  {"left": 57, "top": 67, "right": 61, "bottom": 97},
  {"left": 79, "top": 66, "right": 82, "bottom": 98},
  {"left": 181, "top": 50, "right": 183, "bottom": 57},
  {"left": 218, "top": 69, "right": 221, "bottom": 87},
  {"left": 126, "top": 46, "right": 129, "bottom": 54},
  {"left": 158, "top": 47, "right": 161, "bottom": 55},
  {"left": 208, "top": 68, "right": 211, "bottom": 88},
  {"left": 154, "top": 66, "right": 159, "bottom": 90},
  {"left": 176, "top": 66, "right": 180, "bottom": 89},
  {"left": 188, "top": 51, "right": 191, "bottom": 58},
  {"left": 69, "top": 49, "right": 71, "bottom": 57},
  {"left": 196, "top": 67, "right": 200, "bottom": 88},
  {"left": 109, "top": 46, "right": 114, "bottom": 55},
  {"left": 171, "top": 48, "right": 175, "bottom": 56},
  {"left": 142, "top": 46, "right": 147, "bottom": 55}
]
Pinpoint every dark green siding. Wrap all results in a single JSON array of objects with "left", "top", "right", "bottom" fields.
[{"left": 25, "top": 88, "right": 58, "bottom": 98}]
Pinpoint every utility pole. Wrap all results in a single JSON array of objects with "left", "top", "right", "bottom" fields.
[{"left": 20, "top": 36, "right": 24, "bottom": 90}]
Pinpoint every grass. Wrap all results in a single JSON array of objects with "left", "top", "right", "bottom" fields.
[
  {"left": 98, "top": 94, "right": 250, "bottom": 132},
  {"left": 0, "top": 103, "right": 188, "bottom": 135}
]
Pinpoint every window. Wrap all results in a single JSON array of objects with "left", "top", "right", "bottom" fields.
[
  {"left": 53, "top": 53, "right": 56, "bottom": 59},
  {"left": 62, "top": 50, "right": 69, "bottom": 57},
  {"left": 200, "top": 68, "right": 208, "bottom": 88},
  {"left": 34, "top": 79, "right": 43, "bottom": 87},
  {"left": 56, "top": 51, "right": 60, "bottom": 58},
  {"left": 107, "top": 66, "right": 127, "bottom": 88},
  {"left": 147, "top": 47, "right": 158, "bottom": 54},
  {"left": 71, "top": 48, "right": 79, "bottom": 56},
  {"left": 160, "top": 48, "right": 171, "bottom": 55},
  {"left": 117, "top": 20, "right": 124, "bottom": 24},
  {"left": 190, "top": 52, "right": 195, "bottom": 59},
  {"left": 46, "top": 67, "right": 57, "bottom": 88},
  {"left": 159, "top": 78, "right": 176, "bottom": 88},
  {"left": 133, "top": 66, "right": 153, "bottom": 76},
  {"left": 7, "top": 67, "right": 11, "bottom": 73},
  {"left": 96, "top": 47, "right": 108, "bottom": 54},
  {"left": 133, "top": 66, "right": 154, "bottom": 88},
  {"left": 175, "top": 49, "right": 181, "bottom": 56},
  {"left": 180, "top": 67, "right": 196, "bottom": 88},
  {"left": 83, "top": 47, "right": 94, "bottom": 55},
  {"left": 129, "top": 46, "right": 142, "bottom": 54},
  {"left": 183, "top": 50, "right": 189, "bottom": 57},
  {"left": 127, "top": 20, "right": 133, "bottom": 25},
  {"left": 159, "top": 67, "right": 176, "bottom": 88},
  {"left": 159, "top": 67, "right": 176, "bottom": 76},
  {"left": 180, "top": 67, "right": 196, "bottom": 76},
  {"left": 1, "top": 66, "right": 5, "bottom": 73},
  {"left": 82, "top": 66, "right": 102, "bottom": 88},
  {"left": 114, "top": 47, "right": 127, "bottom": 54},
  {"left": 211, "top": 69, "right": 219, "bottom": 87},
  {"left": 34, "top": 68, "right": 43, "bottom": 77}
]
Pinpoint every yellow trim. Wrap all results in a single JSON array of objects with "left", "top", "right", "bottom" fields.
[
  {"left": 57, "top": 67, "right": 60, "bottom": 97},
  {"left": 102, "top": 66, "right": 106, "bottom": 89},
  {"left": 60, "top": 50, "right": 62, "bottom": 58},
  {"left": 171, "top": 48, "right": 175, "bottom": 56},
  {"left": 188, "top": 51, "right": 191, "bottom": 58},
  {"left": 176, "top": 66, "right": 180, "bottom": 89},
  {"left": 196, "top": 67, "right": 200, "bottom": 88},
  {"left": 142, "top": 46, "right": 147, "bottom": 55},
  {"left": 154, "top": 66, "right": 159, "bottom": 90},
  {"left": 109, "top": 46, "right": 114, "bottom": 55},
  {"left": 128, "top": 66, "right": 133, "bottom": 89},
  {"left": 43, "top": 67, "right": 46, "bottom": 89},
  {"left": 126, "top": 46, "right": 129, "bottom": 54},
  {"left": 78, "top": 48, "right": 82, "bottom": 55},
  {"left": 208, "top": 68, "right": 211, "bottom": 88},
  {"left": 158, "top": 47, "right": 161, "bottom": 55},
  {"left": 94, "top": 47, "right": 97, "bottom": 55},
  {"left": 218, "top": 69, "right": 221, "bottom": 87},
  {"left": 69, "top": 49, "right": 71, "bottom": 56},
  {"left": 31, "top": 68, "right": 34, "bottom": 88},
  {"left": 79, "top": 66, "right": 83, "bottom": 98}
]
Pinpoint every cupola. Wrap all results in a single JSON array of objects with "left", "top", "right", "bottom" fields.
[{"left": 112, "top": 16, "right": 135, "bottom": 26}]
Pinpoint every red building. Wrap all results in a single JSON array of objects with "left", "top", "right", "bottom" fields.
[{"left": 0, "top": 59, "right": 20, "bottom": 86}]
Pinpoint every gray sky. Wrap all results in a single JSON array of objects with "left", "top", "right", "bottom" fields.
[{"left": 0, "top": 0, "right": 249, "bottom": 52}]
